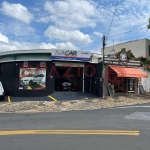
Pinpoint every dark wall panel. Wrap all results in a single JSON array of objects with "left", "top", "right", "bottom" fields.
[
  {"left": 0, "top": 62, "right": 15, "bottom": 96},
  {"left": 91, "top": 62, "right": 103, "bottom": 97},
  {"left": 84, "top": 63, "right": 92, "bottom": 93},
  {"left": 0, "top": 61, "right": 55, "bottom": 97}
]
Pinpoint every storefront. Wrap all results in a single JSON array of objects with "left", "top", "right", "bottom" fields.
[
  {"left": 51, "top": 49, "right": 90, "bottom": 93},
  {"left": 0, "top": 49, "right": 103, "bottom": 97},
  {"left": 103, "top": 51, "right": 148, "bottom": 96}
]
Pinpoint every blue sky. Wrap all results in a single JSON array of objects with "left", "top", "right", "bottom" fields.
[{"left": 0, "top": 0, "right": 150, "bottom": 53}]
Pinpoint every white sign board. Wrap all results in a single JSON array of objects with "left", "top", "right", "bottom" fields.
[{"left": 51, "top": 49, "right": 91, "bottom": 61}]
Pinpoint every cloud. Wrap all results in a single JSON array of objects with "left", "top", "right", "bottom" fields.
[
  {"left": 95, "top": 0, "right": 150, "bottom": 46},
  {"left": 93, "top": 32, "right": 103, "bottom": 37},
  {"left": 3, "top": 21, "right": 35, "bottom": 37},
  {"left": 0, "top": 40, "right": 40, "bottom": 52},
  {"left": 39, "top": 42, "right": 79, "bottom": 50},
  {"left": 39, "top": 43, "right": 56, "bottom": 49},
  {"left": 0, "top": 42, "right": 17, "bottom": 51},
  {"left": 55, "top": 42, "right": 79, "bottom": 50},
  {"left": 0, "top": 1, "right": 33, "bottom": 24},
  {"left": 44, "top": 26, "right": 92, "bottom": 45},
  {"left": 0, "top": 33, "right": 9, "bottom": 43},
  {"left": 38, "top": 0, "right": 99, "bottom": 30},
  {"left": 0, "top": 40, "right": 79, "bottom": 52}
]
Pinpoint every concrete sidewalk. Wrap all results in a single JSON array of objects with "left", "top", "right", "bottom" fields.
[{"left": 0, "top": 93, "right": 150, "bottom": 113}]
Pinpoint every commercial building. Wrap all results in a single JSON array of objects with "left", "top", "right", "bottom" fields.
[
  {"left": 0, "top": 49, "right": 103, "bottom": 97},
  {"left": 102, "top": 48, "right": 148, "bottom": 96},
  {"left": 104, "top": 38, "right": 150, "bottom": 59}
]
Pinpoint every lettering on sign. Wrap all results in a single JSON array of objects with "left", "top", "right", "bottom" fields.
[
  {"left": 104, "top": 58, "right": 140, "bottom": 66},
  {"left": 55, "top": 50, "right": 77, "bottom": 56}
]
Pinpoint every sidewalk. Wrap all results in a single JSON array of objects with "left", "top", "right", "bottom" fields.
[{"left": 0, "top": 93, "right": 150, "bottom": 113}]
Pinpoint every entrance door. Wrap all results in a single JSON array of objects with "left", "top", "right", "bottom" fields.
[{"left": 54, "top": 66, "right": 83, "bottom": 92}]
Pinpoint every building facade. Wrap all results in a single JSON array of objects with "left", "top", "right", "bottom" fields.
[
  {"left": 104, "top": 38, "right": 150, "bottom": 59},
  {"left": 102, "top": 49, "right": 148, "bottom": 97},
  {"left": 0, "top": 49, "right": 103, "bottom": 97}
]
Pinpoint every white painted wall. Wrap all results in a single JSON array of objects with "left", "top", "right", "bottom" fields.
[
  {"left": 104, "top": 38, "right": 147, "bottom": 58},
  {"left": 140, "top": 68, "right": 150, "bottom": 92}
]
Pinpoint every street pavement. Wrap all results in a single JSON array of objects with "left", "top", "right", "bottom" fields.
[
  {"left": 0, "top": 92, "right": 150, "bottom": 113},
  {"left": 0, "top": 105, "right": 150, "bottom": 150}
]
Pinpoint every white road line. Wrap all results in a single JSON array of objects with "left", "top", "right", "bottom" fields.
[{"left": 109, "top": 106, "right": 150, "bottom": 109}]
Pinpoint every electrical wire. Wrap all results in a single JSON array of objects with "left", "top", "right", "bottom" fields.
[
  {"left": 117, "top": 32, "right": 149, "bottom": 43},
  {"left": 106, "top": 0, "right": 119, "bottom": 38},
  {"left": 108, "top": 26, "right": 147, "bottom": 38}
]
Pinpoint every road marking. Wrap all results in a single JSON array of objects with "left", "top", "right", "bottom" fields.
[
  {"left": 37, "top": 83, "right": 45, "bottom": 88},
  {"left": 48, "top": 95, "right": 58, "bottom": 102},
  {"left": 0, "top": 130, "right": 140, "bottom": 136},
  {"left": 110, "top": 106, "right": 150, "bottom": 109},
  {"left": 27, "top": 86, "right": 32, "bottom": 90},
  {"left": 8, "top": 96, "right": 11, "bottom": 102}
]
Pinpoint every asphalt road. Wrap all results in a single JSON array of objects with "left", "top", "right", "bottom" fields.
[{"left": 0, "top": 104, "right": 150, "bottom": 150}]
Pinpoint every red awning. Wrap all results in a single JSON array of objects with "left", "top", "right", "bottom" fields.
[{"left": 109, "top": 66, "right": 148, "bottom": 78}]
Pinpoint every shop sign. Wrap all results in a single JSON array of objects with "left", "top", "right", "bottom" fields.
[
  {"left": 104, "top": 58, "right": 140, "bottom": 66},
  {"left": 51, "top": 49, "right": 91, "bottom": 61},
  {"left": 128, "top": 78, "right": 134, "bottom": 92},
  {"left": 119, "top": 51, "right": 127, "bottom": 61}
]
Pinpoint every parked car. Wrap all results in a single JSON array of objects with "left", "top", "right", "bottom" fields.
[
  {"left": 20, "top": 74, "right": 44, "bottom": 86},
  {"left": 55, "top": 78, "right": 77, "bottom": 91},
  {"left": 0, "top": 81, "right": 5, "bottom": 100}
]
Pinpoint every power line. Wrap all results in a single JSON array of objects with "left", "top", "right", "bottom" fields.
[
  {"left": 108, "top": 26, "right": 147, "bottom": 38},
  {"left": 118, "top": 32, "right": 149, "bottom": 43},
  {"left": 106, "top": 0, "right": 119, "bottom": 38}
]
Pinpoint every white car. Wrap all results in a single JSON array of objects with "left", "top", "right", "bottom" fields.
[
  {"left": 0, "top": 81, "right": 5, "bottom": 100},
  {"left": 20, "top": 74, "right": 44, "bottom": 86}
]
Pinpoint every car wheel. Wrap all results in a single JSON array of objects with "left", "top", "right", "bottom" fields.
[{"left": 29, "top": 80, "right": 33, "bottom": 86}]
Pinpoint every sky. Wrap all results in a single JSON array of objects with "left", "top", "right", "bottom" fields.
[{"left": 0, "top": 0, "right": 150, "bottom": 53}]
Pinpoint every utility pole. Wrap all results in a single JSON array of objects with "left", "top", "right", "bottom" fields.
[
  {"left": 102, "top": 35, "right": 106, "bottom": 98},
  {"left": 102, "top": 35, "right": 106, "bottom": 66}
]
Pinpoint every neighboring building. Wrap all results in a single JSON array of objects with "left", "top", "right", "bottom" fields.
[
  {"left": 0, "top": 49, "right": 103, "bottom": 97},
  {"left": 104, "top": 38, "right": 150, "bottom": 59},
  {"left": 102, "top": 49, "right": 148, "bottom": 97}
]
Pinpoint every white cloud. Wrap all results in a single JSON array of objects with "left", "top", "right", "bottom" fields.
[
  {"left": 93, "top": 32, "right": 103, "bottom": 37},
  {"left": 0, "top": 42, "right": 17, "bottom": 51},
  {"left": 0, "top": 1, "right": 33, "bottom": 24},
  {"left": 6, "top": 21, "right": 35, "bottom": 37},
  {"left": 39, "top": 42, "right": 79, "bottom": 50},
  {"left": 39, "top": 0, "right": 99, "bottom": 29},
  {"left": 0, "top": 33, "right": 8, "bottom": 43},
  {"left": 0, "top": 41, "right": 39, "bottom": 52},
  {"left": 44, "top": 26, "right": 92, "bottom": 45},
  {"left": 55, "top": 42, "right": 79, "bottom": 50},
  {"left": 0, "top": 41, "right": 79, "bottom": 52},
  {"left": 39, "top": 43, "right": 56, "bottom": 49}
]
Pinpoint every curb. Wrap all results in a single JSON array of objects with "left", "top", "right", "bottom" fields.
[{"left": 0, "top": 96, "right": 150, "bottom": 113}]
